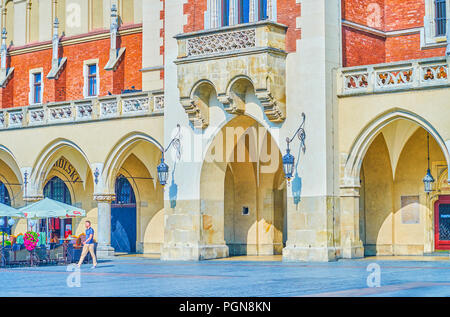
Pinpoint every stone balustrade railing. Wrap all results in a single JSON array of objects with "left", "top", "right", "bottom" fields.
[
  {"left": 338, "top": 56, "right": 450, "bottom": 96},
  {"left": 0, "top": 90, "right": 164, "bottom": 129},
  {"left": 176, "top": 20, "right": 287, "bottom": 59}
]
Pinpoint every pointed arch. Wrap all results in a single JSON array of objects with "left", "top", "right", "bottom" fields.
[
  {"left": 343, "top": 108, "right": 450, "bottom": 187},
  {"left": 103, "top": 132, "right": 163, "bottom": 193},
  {"left": 31, "top": 138, "right": 92, "bottom": 193}
]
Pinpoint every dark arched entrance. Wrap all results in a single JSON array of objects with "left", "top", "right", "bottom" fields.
[
  {"left": 0, "top": 181, "right": 11, "bottom": 234},
  {"left": 43, "top": 176, "right": 72, "bottom": 241},
  {"left": 111, "top": 175, "right": 137, "bottom": 253}
]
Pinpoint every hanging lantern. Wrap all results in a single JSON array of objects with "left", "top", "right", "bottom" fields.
[
  {"left": 423, "top": 134, "right": 435, "bottom": 194},
  {"left": 282, "top": 148, "right": 295, "bottom": 181},
  {"left": 423, "top": 168, "right": 435, "bottom": 194},
  {"left": 157, "top": 157, "right": 169, "bottom": 186}
]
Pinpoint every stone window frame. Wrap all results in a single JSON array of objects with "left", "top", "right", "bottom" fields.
[
  {"left": 83, "top": 59, "right": 100, "bottom": 98},
  {"left": 421, "top": 0, "right": 450, "bottom": 49},
  {"left": 204, "top": 0, "right": 277, "bottom": 29},
  {"left": 28, "top": 67, "right": 44, "bottom": 105}
]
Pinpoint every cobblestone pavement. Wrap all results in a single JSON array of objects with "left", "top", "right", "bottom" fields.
[{"left": 1, "top": 256, "right": 450, "bottom": 297}]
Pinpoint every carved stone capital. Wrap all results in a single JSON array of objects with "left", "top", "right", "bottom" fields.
[
  {"left": 23, "top": 195, "right": 44, "bottom": 202},
  {"left": 93, "top": 194, "right": 116, "bottom": 203}
]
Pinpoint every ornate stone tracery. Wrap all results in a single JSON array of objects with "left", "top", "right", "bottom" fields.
[{"left": 187, "top": 29, "right": 256, "bottom": 57}]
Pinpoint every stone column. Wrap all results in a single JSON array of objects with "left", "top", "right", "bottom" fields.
[
  {"left": 94, "top": 194, "right": 115, "bottom": 258},
  {"left": 340, "top": 186, "right": 364, "bottom": 258}
]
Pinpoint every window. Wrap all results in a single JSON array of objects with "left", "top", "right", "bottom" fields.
[
  {"left": 88, "top": 64, "right": 97, "bottom": 97},
  {"left": 33, "top": 73, "right": 42, "bottom": 104},
  {"left": 239, "top": 0, "right": 250, "bottom": 24},
  {"left": 222, "top": 0, "right": 230, "bottom": 26},
  {"left": 259, "top": 0, "right": 268, "bottom": 20},
  {"left": 435, "top": 0, "right": 447, "bottom": 36}
]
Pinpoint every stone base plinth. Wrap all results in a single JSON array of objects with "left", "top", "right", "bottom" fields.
[
  {"left": 96, "top": 244, "right": 115, "bottom": 259},
  {"left": 282, "top": 246, "right": 340, "bottom": 262},
  {"left": 161, "top": 244, "right": 229, "bottom": 261},
  {"left": 342, "top": 240, "right": 364, "bottom": 259}
]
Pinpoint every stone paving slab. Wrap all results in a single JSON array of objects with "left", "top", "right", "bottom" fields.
[{"left": 1, "top": 256, "right": 450, "bottom": 297}]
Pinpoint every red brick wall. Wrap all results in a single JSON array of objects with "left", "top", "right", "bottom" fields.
[
  {"left": 2, "top": 30, "right": 142, "bottom": 108},
  {"left": 184, "top": 0, "right": 207, "bottom": 33},
  {"left": 342, "top": 0, "right": 385, "bottom": 30},
  {"left": 385, "top": 34, "right": 445, "bottom": 62},
  {"left": 342, "top": 26, "right": 385, "bottom": 66},
  {"left": 277, "top": 0, "right": 301, "bottom": 53},
  {"left": 343, "top": 0, "right": 446, "bottom": 67}
]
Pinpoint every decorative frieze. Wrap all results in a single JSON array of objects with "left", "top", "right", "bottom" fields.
[
  {"left": 187, "top": 29, "right": 256, "bottom": 57},
  {"left": 339, "top": 57, "right": 450, "bottom": 96},
  {"left": 29, "top": 108, "right": 45, "bottom": 125},
  {"left": 76, "top": 102, "right": 94, "bottom": 120},
  {"left": 422, "top": 64, "right": 448, "bottom": 83},
  {"left": 48, "top": 105, "right": 73, "bottom": 122},
  {"left": 376, "top": 69, "right": 414, "bottom": 88},
  {"left": 100, "top": 99, "right": 119, "bottom": 118},
  {"left": 8, "top": 111, "right": 23, "bottom": 128},
  {"left": 0, "top": 91, "right": 162, "bottom": 129},
  {"left": 154, "top": 95, "right": 165, "bottom": 112},
  {"left": 122, "top": 96, "right": 149, "bottom": 115}
]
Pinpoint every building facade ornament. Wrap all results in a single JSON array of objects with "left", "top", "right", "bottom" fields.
[{"left": 93, "top": 193, "right": 116, "bottom": 203}]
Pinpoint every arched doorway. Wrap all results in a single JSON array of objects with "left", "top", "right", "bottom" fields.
[
  {"left": 43, "top": 176, "right": 73, "bottom": 241},
  {"left": 111, "top": 175, "right": 137, "bottom": 253},
  {"left": 201, "top": 115, "right": 287, "bottom": 257},
  {"left": 359, "top": 124, "right": 446, "bottom": 255}
]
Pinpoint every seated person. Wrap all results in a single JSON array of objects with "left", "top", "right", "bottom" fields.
[{"left": 50, "top": 233, "right": 58, "bottom": 244}]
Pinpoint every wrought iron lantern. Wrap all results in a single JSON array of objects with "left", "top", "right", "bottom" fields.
[
  {"left": 282, "top": 148, "right": 295, "bottom": 181},
  {"left": 157, "top": 157, "right": 170, "bottom": 186},
  {"left": 283, "top": 113, "right": 306, "bottom": 181},
  {"left": 157, "top": 124, "right": 181, "bottom": 186},
  {"left": 423, "top": 133, "right": 435, "bottom": 194}
]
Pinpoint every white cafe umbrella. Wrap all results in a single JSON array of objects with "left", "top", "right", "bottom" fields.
[
  {"left": 19, "top": 198, "right": 86, "bottom": 243},
  {"left": 0, "top": 202, "right": 24, "bottom": 218}
]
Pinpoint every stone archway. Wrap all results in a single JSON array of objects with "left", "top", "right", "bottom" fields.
[{"left": 200, "top": 115, "right": 286, "bottom": 257}]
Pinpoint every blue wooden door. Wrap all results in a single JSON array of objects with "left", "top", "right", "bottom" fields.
[
  {"left": 111, "top": 206, "right": 136, "bottom": 253},
  {"left": 111, "top": 175, "right": 136, "bottom": 253}
]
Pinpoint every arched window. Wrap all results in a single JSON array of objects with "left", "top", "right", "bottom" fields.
[
  {"left": 44, "top": 176, "right": 71, "bottom": 205},
  {"left": 114, "top": 175, "right": 136, "bottom": 205},
  {"left": 0, "top": 182, "right": 10, "bottom": 206},
  {"left": 435, "top": 0, "right": 447, "bottom": 36}
]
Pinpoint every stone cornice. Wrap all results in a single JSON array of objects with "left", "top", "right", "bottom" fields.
[
  {"left": 342, "top": 19, "right": 422, "bottom": 39},
  {"left": 8, "top": 24, "right": 142, "bottom": 56}
]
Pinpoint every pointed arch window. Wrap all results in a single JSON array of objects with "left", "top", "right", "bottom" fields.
[{"left": 113, "top": 175, "right": 136, "bottom": 205}]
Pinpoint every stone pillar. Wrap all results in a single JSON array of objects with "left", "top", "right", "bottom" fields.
[
  {"left": 94, "top": 194, "right": 115, "bottom": 258},
  {"left": 340, "top": 186, "right": 364, "bottom": 259}
]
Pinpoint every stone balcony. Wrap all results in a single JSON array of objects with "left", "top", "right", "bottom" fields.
[
  {"left": 0, "top": 90, "right": 164, "bottom": 130},
  {"left": 175, "top": 21, "right": 288, "bottom": 128},
  {"left": 338, "top": 56, "right": 450, "bottom": 97}
]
